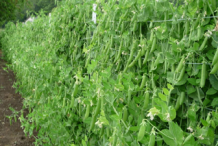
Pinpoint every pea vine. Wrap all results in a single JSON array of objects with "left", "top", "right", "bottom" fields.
[{"left": 1, "top": 0, "right": 218, "bottom": 145}]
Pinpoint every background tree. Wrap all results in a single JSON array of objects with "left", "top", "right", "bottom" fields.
[
  {"left": 0, "top": 0, "right": 17, "bottom": 26},
  {"left": 15, "top": 0, "right": 60, "bottom": 22}
]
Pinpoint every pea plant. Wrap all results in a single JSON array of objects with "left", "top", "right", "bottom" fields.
[{"left": 1, "top": 0, "right": 218, "bottom": 145}]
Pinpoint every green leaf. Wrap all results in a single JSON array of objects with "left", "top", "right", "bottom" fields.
[
  {"left": 187, "top": 108, "right": 196, "bottom": 121},
  {"left": 82, "top": 139, "right": 87, "bottom": 146},
  {"left": 211, "top": 98, "right": 218, "bottom": 107},
  {"left": 87, "top": 60, "right": 98, "bottom": 74},
  {"left": 168, "top": 106, "right": 176, "bottom": 121},
  {"left": 203, "top": 98, "right": 211, "bottom": 107},
  {"left": 175, "top": 74, "right": 188, "bottom": 85},
  {"left": 129, "top": 126, "right": 140, "bottom": 132},
  {"left": 189, "top": 88, "right": 204, "bottom": 100},
  {"left": 212, "top": 32, "right": 218, "bottom": 48},
  {"left": 209, "top": 75, "right": 218, "bottom": 90},
  {"left": 200, "top": 119, "right": 209, "bottom": 127},
  {"left": 158, "top": 92, "right": 167, "bottom": 101},
  {"left": 161, "top": 122, "right": 183, "bottom": 146},
  {"left": 110, "top": 114, "right": 121, "bottom": 123},
  {"left": 206, "top": 50, "right": 214, "bottom": 61},
  {"left": 187, "top": 78, "right": 197, "bottom": 86},
  {"left": 167, "top": 72, "right": 176, "bottom": 84},
  {"left": 169, "top": 122, "right": 183, "bottom": 145},
  {"left": 98, "top": 111, "right": 109, "bottom": 125},
  {"left": 191, "top": 64, "right": 199, "bottom": 76},
  {"left": 206, "top": 88, "right": 217, "bottom": 95},
  {"left": 167, "top": 83, "right": 174, "bottom": 90},
  {"left": 183, "top": 134, "right": 197, "bottom": 146},
  {"left": 195, "top": 126, "right": 213, "bottom": 145},
  {"left": 83, "top": 117, "right": 92, "bottom": 124},
  {"left": 161, "top": 129, "right": 176, "bottom": 146},
  {"left": 163, "top": 88, "right": 169, "bottom": 95},
  {"left": 187, "top": 86, "right": 196, "bottom": 94}
]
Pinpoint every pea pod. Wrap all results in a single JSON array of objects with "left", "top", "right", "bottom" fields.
[
  {"left": 114, "top": 40, "right": 123, "bottom": 63},
  {"left": 196, "top": 87, "right": 203, "bottom": 105},
  {"left": 151, "top": 74, "right": 156, "bottom": 90},
  {"left": 175, "top": 92, "right": 185, "bottom": 111},
  {"left": 138, "top": 57, "right": 142, "bottom": 68},
  {"left": 131, "top": 13, "right": 137, "bottom": 22},
  {"left": 149, "top": 22, "right": 153, "bottom": 29},
  {"left": 84, "top": 104, "right": 90, "bottom": 120},
  {"left": 117, "top": 19, "right": 122, "bottom": 31},
  {"left": 206, "top": 112, "right": 211, "bottom": 123},
  {"left": 200, "top": 59, "right": 206, "bottom": 88},
  {"left": 121, "top": 22, "right": 125, "bottom": 33},
  {"left": 113, "top": 8, "right": 119, "bottom": 22},
  {"left": 177, "top": 65, "right": 186, "bottom": 81},
  {"left": 141, "top": 43, "right": 147, "bottom": 56},
  {"left": 71, "top": 95, "right": 75, "bottom": 107},
  {"left": 94, "top": 96, "right": 101, "bottom": 116},
  {"left": 133, "top": 21, "right": 138, "bottom": 32},
  {"left": 148, "top": 128, "right": 155, "bottom": 146},
  {"left": 115, "top": 59, "right": 121, "bottom": 71},
  {"left": 143, "top": 50, "right": 149, "bottom": 65},
  {"left": 127, "top": 87, "right": 132, "bottom": 105},
  {"left": 137, "top": 121, "right": 146, "bottom": 141},
  {"left": 100, "top": 127, "right": 104, "bottom": 137},
  {"left": 140, "top": 74, "right": 146, "bottom": 90},
  {"left": 183, "top": 134, "right": 193, "bottom": 145},
  {"left": 104, "top": 41, "right": 111, "bottom": 54},
  {"left": 105, "top": 18, "right": 110, "bottom": 29},
  {"left": 150, "top": 36, "right": 157, "bottom": 53},
  {"left": 153, "top": 53, "right": 161, "bottom": 67},
  {"left": 126, "top": 41, "right": 137, "bottom": 65},
  {"left": 128, "top": 115, "right": 134, "bottom": 124},
  {"left": 184, "top": 21, "right": 190, "bottom": 35},
  {"left": 85, "top": 54, "right": 91, "bottom": 68},
  {"left": 72, "top": 81, "right": 79, "bottom": 97},
  {"left": 122, "top": 106, "right": 128, "bottom": 122},
  {"left": 175, "top": 56, "right": 185, "bottom": 73},
  {"left": 180, "top": 92, "right": 185, "bottom": 105},
  {"left": 177, "top": 23, "right": 181, "bottom": 38},
  {"left": 199, "top": 36, "right": 209, "bottom": 51},
  {"left": 89, "top": 115, "right": 97, "bottom": 132},
  {"left": 212, "top": 47, "right": 218, "bottom": 65},
  {"left": 193, "top": 15, "right": 200, "bottom": 29},
  {"left": 142, "top": 92, "right": 149, "bottom": 110},
  {"left": 101, "top": 14, "right": 107, "bottom": 26},
  {"left": 210, "top": 61, "right": 218, "bottom": 74},
  {"left": 128, "top": 50, "right": 142, "bottom": 68},
  {"left": 197, "top": 25, "right": 201, "bottom": 40},
  {"left": 63, "top": 98, "right": 66, "bottom": 107},
  {"left": 112, "top": 132, "right": 118, "bottom": 146}
]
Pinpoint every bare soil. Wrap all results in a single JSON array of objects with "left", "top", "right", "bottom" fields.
[{"left": 0, "top": 50, "right": 35, "bottom": 146}]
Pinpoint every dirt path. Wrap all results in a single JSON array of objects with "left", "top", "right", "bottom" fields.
[{"left": 0, "top": 50, "right": 35, "bottom": 146}]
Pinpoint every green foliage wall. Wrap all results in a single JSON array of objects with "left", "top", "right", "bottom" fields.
[{"left": 1, "top": 0, "right": 218, "bottom": 145}]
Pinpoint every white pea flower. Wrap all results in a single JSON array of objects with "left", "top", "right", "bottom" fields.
[
  {"left": 147, "top": 112, "right": 155, "bottom": 120},
  {"left": 90, "top": 100, "right": 93, "bottom": 106},
  {"left": 147, "top": 107, "right": 160, "bottom": 121},
  {"left": 114, "top": 87, "right": 119, "bottom": 91},
  {"left": 95, "top": 120, "right": 103, "bottom": 128},
  {"left": 166, "top": 113, "right": 170, "bottom": 121},
  {"left": 198, "top": 134, "right": 204, "bottom": 140},
  {"left": 187, "top": 126, "right": 193, "bottom": 132}
]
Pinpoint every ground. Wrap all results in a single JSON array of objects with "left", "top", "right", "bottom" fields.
[{"left": 0, "top": 50, "right": 35, "bottom": 146}]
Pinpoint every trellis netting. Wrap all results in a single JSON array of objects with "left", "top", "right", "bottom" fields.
[{"left": 1, "top": 0, "right": 218, "bottom": 145}]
